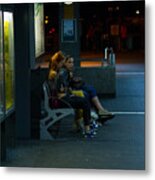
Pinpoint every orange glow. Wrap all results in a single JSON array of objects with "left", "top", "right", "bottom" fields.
[{"left": 80, "top": 61, "right": 102, "bottom": 67}]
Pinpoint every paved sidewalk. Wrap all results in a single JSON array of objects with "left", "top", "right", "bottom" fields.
[{"left": 2, "top": 63, "right": 145, "bottom": 170}]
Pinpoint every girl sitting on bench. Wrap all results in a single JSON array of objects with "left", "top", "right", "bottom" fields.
[{"left": 48, "top": 51, "right": 96, "bottom": 138}]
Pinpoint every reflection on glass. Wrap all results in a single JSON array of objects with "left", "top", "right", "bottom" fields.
[
  {"left": 4, "top": 12, "right": 15, "bottom": 112},
  {"left": 0, "top": 10, "right": 4, "bottom": 121}
]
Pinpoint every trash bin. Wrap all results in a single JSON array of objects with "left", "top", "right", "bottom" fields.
[{"left": 102, "top": 47, "right": 115, "bottom": 66}]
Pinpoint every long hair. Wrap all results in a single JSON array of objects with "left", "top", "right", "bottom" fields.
[
  {"left": 48, "top": 51, "right": 65, "bottom": 80},
  {"left": 49, "top": 51, "right": 65, "bottom": 70}
]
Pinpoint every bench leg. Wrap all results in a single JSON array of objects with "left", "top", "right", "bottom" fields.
[{"left": 40, "top": 109, "right": 74, "bottom": 140}]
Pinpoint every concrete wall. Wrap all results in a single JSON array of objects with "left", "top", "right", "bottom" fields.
[{"left": 74, "top": 66, "right": 116, "bottom": 97}]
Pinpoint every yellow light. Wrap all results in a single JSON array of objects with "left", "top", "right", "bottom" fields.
[
  {"left": 45, "top": 16, "right": 49, "bottom": 19},
  {"left": 45, "top": 20, "right": 48, "bottom": 24}
]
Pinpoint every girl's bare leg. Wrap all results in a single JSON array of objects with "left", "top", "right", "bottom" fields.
[{"left": 92, "top": 96, "right": 113, "bottom": 116}]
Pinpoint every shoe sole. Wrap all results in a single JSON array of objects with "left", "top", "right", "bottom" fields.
[
  {"left": 99, "top": 114, "right": 115, "bottom": 118},
  {"left": 98, "top": 114, "right": 115, "bottom": 124}
]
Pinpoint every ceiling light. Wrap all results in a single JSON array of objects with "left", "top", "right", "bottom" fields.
[{"left": 64, "top": 2, "right": 73, "bottom": 5}]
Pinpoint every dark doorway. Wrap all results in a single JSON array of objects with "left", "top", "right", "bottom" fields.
[{"left": 44, "top": 3, "right": 59, "bottom": 54}]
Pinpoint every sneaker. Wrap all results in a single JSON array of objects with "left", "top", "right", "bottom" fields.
[
  {"left": 90, "top": 121, "right": 99, "bottom": 130},
  {"left": 91, "top": 111, "right": 99, "bottom": 120},
  {"left": 84, "top": 131, "right": 94, "bottom": 138},
  {"left": 84, "top": 127, "right": 97, "bottom": 138}
]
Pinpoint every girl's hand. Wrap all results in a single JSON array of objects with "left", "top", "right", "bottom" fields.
[{"left": 69, "top": 71, "right": 73, "bottom": 78}]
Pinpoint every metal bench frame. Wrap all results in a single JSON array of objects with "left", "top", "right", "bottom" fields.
[{"left": 40, "top": 81, "right": 74, "bottom": 140}]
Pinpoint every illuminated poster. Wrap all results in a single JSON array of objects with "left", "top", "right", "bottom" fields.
[
  {"left": 34, "top": 3, "right": 45, "bottom": 57},
  {"left": 4, "top": 12, "right": 15, "bottom": 113},
  {"left": 0, "top": 10, "right": 4, "bottom": 121},
  {"left": 62, "top": 19, "right": 76, "bottom": 42}
]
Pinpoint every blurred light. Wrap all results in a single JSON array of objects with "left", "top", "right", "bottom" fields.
[
  {"left": 108, "top": 7, "right": 113, "bottom": 12},
  {"left": 116, "top": 6, "right": 119, "bottom": 11},
  {"left": 51, "top": 28, "right": 55, "bottom": 32},
  {"left": 49, "top": 28, "right": 55, "bottom": 34},
  {"left": 136, "top": 10, "right": 140, "bottom": 15},
  {"left": 45, "top": 20, "right": 48, "bottom": 24},
  {"left": 45, "top": 16, "right": 49, "bottom": 19},
  {"left": 64, "top": 2, "right": 73, "bottom": 5}
]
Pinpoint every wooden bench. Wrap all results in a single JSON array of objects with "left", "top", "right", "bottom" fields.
[{"left": 40, "top": 81, "right": 74, "bottom": 140}]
